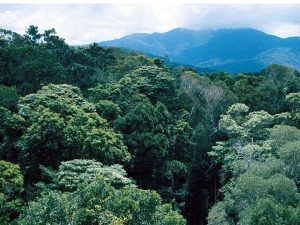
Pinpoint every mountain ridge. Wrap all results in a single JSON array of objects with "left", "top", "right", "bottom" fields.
[{"left": 100, "top": 28, "right": 300, "bottom": 73}]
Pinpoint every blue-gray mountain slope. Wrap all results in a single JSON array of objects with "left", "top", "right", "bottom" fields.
[{"left": 100, "top": 28, "right": 300, "bottom": 73}]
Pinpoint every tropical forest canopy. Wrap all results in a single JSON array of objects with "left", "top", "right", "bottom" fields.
[{"left": 0, "top": 25, "right": 299, "bottom": 225}]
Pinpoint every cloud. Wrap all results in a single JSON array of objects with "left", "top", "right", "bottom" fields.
[
  {"left": 181, "top": 4, "right": 300, "bottom": 36},
  {"left": 0, "top": 4, "right": 300, "bottom": 44}
]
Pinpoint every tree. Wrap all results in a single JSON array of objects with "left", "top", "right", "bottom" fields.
[
  {"left": 179, "top": 72, "right": 235, "bottom": 225},
  {"left": 42, "top": 28, "right": 67, "bottom": 50},
  {"left": 0, "top": 107, "right": 24, "bottom": 162},
  {"left": 115, "top": 99, "right": 192, "bottom": 200},
  {"left": 17, "top": 107, "right": 66, "bottom": 182},
  {"left": 0, "top": 85, "right": 19, "bottom": 111},
  {"left": 89, "top": 65, "right": 176, "bottom": 112},
  {"left": 262, "top": 64, "right": 300, "bottom": 91},
  {"left": 233, "top": 74, "right": 279, "bottom": 113},
  {"left": 56, "top": 159, "right": 134, "bottom": 191},
  {"left": 0, "top": 160, "right": 24, "bottom": 224},
  {"left": 278, "top": 141, "right": 300, "bottom": 185},
  {"left": 208, "top": 105, "right": 300, "bottom": 225},
  {"left": 17, "top": 177, "right": 186, "bottom": 225},
  {"left": 115, "top": 101, "right": 171, "bottom": 187},
  {"left": 209, "top": 103, "right": 274, "bottom": 181},
  {"left": 180, "top": 71, "right": 234, "bottom": 130},
  {"left": 24, "top": 25, "right": 42, "bottom": 45},
  {"left": 286, "top": 92, "right": 300, "bottom": 127},
  {"left": 269, "top": 125, "right": 300, "bottom": 150},
  {"left": 94, "top": 99, "right": 121, "bottom": 121},
  {"left": 64, "top": 110, "right": 130, "bottom": 165},
  {"left": 17, "top": 191, "right": 72, "bottom": 225},
  {"left": 269, "top": 125, "right": 300, "bottom": 185},
  {"left": 17, "top": 84, "right": 130, "bottom": 183},
  {"left": 240, "top": 198, "right": 300, "bottom": 225},
  {"left": 207, "top": 171, "right": 300, "bottom": 225},
  {"left": 106, "top": 54, "right": 156, "bottom": 82}
]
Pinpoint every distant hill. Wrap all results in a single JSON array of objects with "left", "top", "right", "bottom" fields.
[{"left": 100, "top": 28, "right": 300, "bottom": 73}]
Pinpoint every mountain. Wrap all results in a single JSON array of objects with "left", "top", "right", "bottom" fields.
[{"left": 100, "top": 28, "right": 300, "bottom": 73}]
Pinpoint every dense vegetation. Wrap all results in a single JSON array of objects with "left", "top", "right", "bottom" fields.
[{"left": 0, "top": 26, "right": 299, "bottom": 225}]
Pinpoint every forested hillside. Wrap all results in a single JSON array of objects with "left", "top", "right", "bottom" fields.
[
  {"left": 101, "top": 28, "right": 300, "bottom": 73},
  {"left": 0, "top": 26, "right": 300, "bottom": 225}
]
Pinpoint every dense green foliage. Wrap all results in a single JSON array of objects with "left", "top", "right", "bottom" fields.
[
  {"left": 0, "top": 160, "right": 24, "bottom": 224},
  {"left": 0, "top": 26, "right": 300, "bottom": 225},
  {"left": 18, "top": 176, "right": 185, "bottom": 225}
]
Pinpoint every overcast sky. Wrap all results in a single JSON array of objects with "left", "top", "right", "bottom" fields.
[{"left": 1, "top": 4, "right": 300, "bottom": 44}]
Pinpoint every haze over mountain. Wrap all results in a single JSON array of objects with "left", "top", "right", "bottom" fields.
[{"left": 100, "top": 28, "right": 300, "bottom": 73}]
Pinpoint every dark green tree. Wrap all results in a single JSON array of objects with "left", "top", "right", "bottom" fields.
[{"left": 0, "top": 160, "right": 24, "bottom": 224}]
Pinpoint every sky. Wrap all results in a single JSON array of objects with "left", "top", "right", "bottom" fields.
[{"left": 1, "top": 3, "right": 300, "bottom": 44}]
